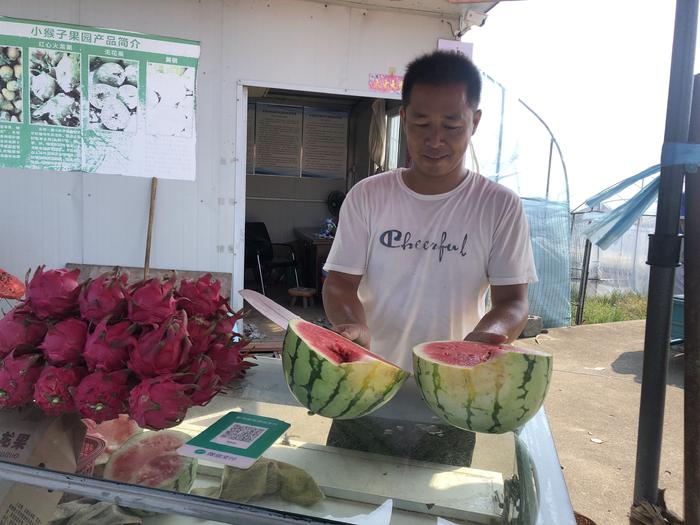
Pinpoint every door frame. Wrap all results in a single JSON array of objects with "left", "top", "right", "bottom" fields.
[{"left": 232, "top": 79, "right": 400, "bottom": 309}]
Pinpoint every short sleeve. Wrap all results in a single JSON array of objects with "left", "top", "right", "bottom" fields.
[
  {"left": 487, "top": 194, "right": 538, "bottom": 285},
  {"left": 323, "top": 186, "right": 369, "bottom": 275}
]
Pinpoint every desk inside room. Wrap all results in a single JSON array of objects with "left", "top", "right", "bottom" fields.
[{"left": 294, "top": 227, "right": 334, "bottom": 294}]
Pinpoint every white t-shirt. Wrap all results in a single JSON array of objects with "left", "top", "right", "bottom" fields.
[{"left": 323, "top": 168, "right": 538, "bottom": 371}]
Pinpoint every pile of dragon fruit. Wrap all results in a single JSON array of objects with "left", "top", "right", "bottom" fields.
[{"left": 0, "top": 267, "right": 252, "bottom": 430}]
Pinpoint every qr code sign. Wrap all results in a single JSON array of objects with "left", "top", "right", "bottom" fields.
[{"left": 212, "top": 423, "right": 266, "bottom": 449}]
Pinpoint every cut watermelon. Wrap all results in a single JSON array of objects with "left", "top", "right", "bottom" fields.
[
  {"left": 84, "top": 414, "right": 142, "bottom": 465},
  {"left": 413, "top": 340, "right": 552, "bottom": 434},
  {"left": 103, "top": 430, "right": 196, "bottom": 493},
  {"left": 282, "top": 319, "right": 410, "bottom": 419},
  {"left": 0, "top": 268, "right": 24, "bottom": 300}
]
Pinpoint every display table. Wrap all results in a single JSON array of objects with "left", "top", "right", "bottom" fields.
[{"left": 0, "top": 357, "right": 575, "bottom": 524}]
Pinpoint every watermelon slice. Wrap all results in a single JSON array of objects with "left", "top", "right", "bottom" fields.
[
  {"left": 282, "top": 319, "right": 410, "bottom": 419},
  {"left": 103, "top": 430, "right": 196, "bottom": 493},
  {"left": 0, "top": 268, "right": 24, "bottom": 300},
  {"left": 84, "top": 414, "right": 143, "bottom": 465},
  {"left": 413, "top": 340, "right": 552, "bottom": 434}
]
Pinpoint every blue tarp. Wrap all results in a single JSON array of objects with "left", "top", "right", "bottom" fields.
[
  {"left": 583, "top": 140, "right": 700, "bottom": 250},
  {"left": 583, "top": 167, "right": 660, "bottom": 250},
  {"left": 523, "top": 198, "right": 571, "bottom": 328}
]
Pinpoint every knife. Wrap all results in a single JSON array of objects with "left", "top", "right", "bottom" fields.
[{"left": 239, "top": 289, "right": 300, "bottom": 330}]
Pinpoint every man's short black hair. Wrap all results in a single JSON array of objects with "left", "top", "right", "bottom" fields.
[{"left": 402, "top": 50, "right": 482, "bottom": 110}]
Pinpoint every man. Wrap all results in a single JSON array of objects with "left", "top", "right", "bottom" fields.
[
  {"left": 320, "top": 50, "right": 536, "bottom": 465},
  {"left": 322, "top": 50, "right": 537, "bottom": 376}
]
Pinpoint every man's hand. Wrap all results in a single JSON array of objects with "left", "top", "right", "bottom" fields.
[
  {"left": 466, "top": 284, "right": 529, "bottom": 344},
  {"left": 332, "top": 323, "right": 371, "bottom": 348},
  {"left": 464, "top": 331, "right": 508, "bottom": 345},
  {"left": 322, "top": 270, "right": 371, "bottom": 348}
]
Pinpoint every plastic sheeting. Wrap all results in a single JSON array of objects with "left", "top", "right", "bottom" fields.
[
  {"left": 473, "top": 73, "right": 571, "bottom": 328},
  {"left": 582, "top": 166, "right": 660, "bottom": 250},
  {"left": 572, "top": 211, "right": 655, "bottom": 295},
  {"left": 581, "top": 138, "right": 699, "bottom": 251},
  {"left": 523, "top": 199, "right": 571, "bottom": 327}
]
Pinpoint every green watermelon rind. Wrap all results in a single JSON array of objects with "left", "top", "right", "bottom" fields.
[
  {"left": 282, "top": 319, "right": 410, "bottom": 420},
  {"left": 413, "top": 342, "right": 552, "bottom": 434},
  {"left": 103, "top": 429, "right": 197, "bottom": 494}
]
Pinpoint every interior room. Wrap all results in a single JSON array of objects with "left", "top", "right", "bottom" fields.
[{"left": 242, "top": 86, "right": 404, "bottom": 343}]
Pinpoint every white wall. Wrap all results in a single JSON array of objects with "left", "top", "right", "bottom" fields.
[{"left": 0, "top": 0, "right": 452, "bottom": 299}]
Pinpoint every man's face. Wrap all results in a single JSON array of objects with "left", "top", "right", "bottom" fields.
[{"left": 401, "top": 82, "right": 481, "bottom": 179}]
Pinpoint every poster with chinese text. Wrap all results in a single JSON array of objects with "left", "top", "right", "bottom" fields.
[{"left": 0, "top": 16, "right": 199, "bottom": 180}]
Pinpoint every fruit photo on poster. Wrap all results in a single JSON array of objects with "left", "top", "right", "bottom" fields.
[
  {"left": 0, "top": 45, "right": 23, "bottom": 123},
  {"left": 146, "top": 62, "right": 195, "bottom": 137},
  {"left": 29, "top": 48, "right": 81, "bottom": 127},
  {"left": 88, "top": 56, "right": 139, "bottom": 133}
]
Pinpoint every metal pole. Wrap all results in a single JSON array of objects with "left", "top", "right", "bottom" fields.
[
  {"left": 684, "top": 73, "right": 700, "bottom": 524},
  {"left": 545, "top": 138, "right": 553, "bottom": 201},
  {"left": 576, "top": 239, "right": 592, "bottom": 325},
  {"left": 495, "top": 84, "right": 505, "bottom": 176},
  {"left": 633, "top": 0, "right": 697, "bottom": 506}
]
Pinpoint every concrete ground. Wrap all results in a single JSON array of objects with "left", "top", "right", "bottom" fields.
[{"left": 517, "top": 320, "right": 685, "bottom": 525}]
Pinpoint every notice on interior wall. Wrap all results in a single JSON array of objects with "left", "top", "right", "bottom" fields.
[
  {"left": 0, "top": 16, "right": 199, "bottom": 180},
  {"left": 302, "top": 108, "right": 347, "bottom": 179},
  {"left": 254, "top": 104, "right": 302, "bottom": 177},
  {"left": 246, "top": 103, "right": 255, "bottom": 174}
]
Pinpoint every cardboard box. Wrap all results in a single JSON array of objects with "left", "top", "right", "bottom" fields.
[{"left": 0, "top": 407, "right": 85, "bottom": 525}]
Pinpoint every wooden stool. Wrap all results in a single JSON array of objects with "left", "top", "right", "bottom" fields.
[{"left": 288, "top": 287, "right": 317, "bottom": 308}]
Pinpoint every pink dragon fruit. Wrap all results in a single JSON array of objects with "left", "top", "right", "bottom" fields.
[
  {"left": 79, "top": 270, "right": 129, "bottom": 322},
  {"left": 212, "top": 307, "right": 244, "bottom": 337},
  {"left": 25, "top": 266, "right": 81, "bottom": 319},
  {"left": 40, "top": 318, "right": 88, "bottom": 366},
  {"left": 129, "top": 375, "right": 195, "bottom": 430},
  {"left": 127, "top": 276, "right": 176, "bottom": 325},
  {"left": 187, "top": 315, "right": 217, "bottom": 356},
  {"left": 129, "top": 311, "right": 191, "bottom": 378},
  {"left": 84, "top": 319, "right": 137, "bottom": 372},
  {"left": 0, "top": 305, "right": 47, "bottom": 359},
  {"left": 0, "top": 349, "right": 44, "bottom": 408},
  {"left": 176, "top": 274, "right": 226, "bottom": 318},
  {"left": 178, "top": 354, "right": 221, "bottom": 405},
  {"left": 207, "top": 337, "right": 253, "bottom": 384},
  {"left": 72, "top": 370, "right": 131, "bottom": 423},
  {"left": 33, "top": 365, "right": 87, "bottom": 415}
]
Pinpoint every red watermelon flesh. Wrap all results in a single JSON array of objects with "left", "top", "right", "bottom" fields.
[
  {"left": 419, "top": 341, "right": 533, "bottom": 368},
  {"left": 292, "top": 320, "right": 394, "bottom": 365},
  {"left": 0, "top": 269, "right": 24, "bottom": 300},
  {"left": 103, "top": 430, "right": 196, "bottom": 492}
]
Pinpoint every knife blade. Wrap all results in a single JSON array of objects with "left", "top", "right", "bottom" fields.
[{"left": 239, "top": 289, "right": 300, "bottom": 330}]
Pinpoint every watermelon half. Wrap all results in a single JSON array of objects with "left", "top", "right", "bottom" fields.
[
  {"left": 282, "top": 319, "right": 410, "bottom": 419},
  {"left": 0, "top": 268, "right": 24, "bottom": 300},
  {"left": 413, "top": 341, "right": 552, "bottom": 434},
  {"left": 103, "top": 430, "right": 196, "bottom": 493}
]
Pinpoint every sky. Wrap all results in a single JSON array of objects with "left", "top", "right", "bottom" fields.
[{"left": 466, "top": 0, "right": 695, "bottom": 208}]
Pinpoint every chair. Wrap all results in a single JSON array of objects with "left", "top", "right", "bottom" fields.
[{"left": 244, "top": 222, "right": 300, "bottom": 296}]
